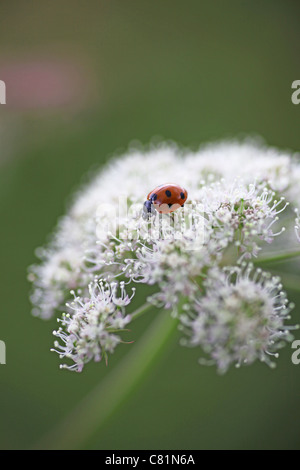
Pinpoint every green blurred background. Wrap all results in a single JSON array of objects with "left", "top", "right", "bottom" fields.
[{"left": 0, "top": 0, "right": 300, "bottom": 450}]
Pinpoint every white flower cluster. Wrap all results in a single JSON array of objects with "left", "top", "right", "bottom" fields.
[
  {"left": 52, "top": 281, "right": 134, "bottom": 372},
  {"left": 180, "top": 264, "right": 295, "bottom": 373},
  {"left": 29, "top": 140, "right": 300, "bottom": 372}
]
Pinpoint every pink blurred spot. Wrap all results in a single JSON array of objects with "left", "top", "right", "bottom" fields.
[{"left": 0, "top": 58, "right": 91, "bottom": 110}]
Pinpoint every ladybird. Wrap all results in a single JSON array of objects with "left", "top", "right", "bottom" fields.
[{"left": 143, "top": 183, "right": 188, "bottom": 217}]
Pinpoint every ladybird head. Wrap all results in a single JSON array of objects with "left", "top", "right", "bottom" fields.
[{"left": 142, "top": 200, "right": 156, "bottom": 219}]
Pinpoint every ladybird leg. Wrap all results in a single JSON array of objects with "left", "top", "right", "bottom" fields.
[
  {"left": 168, "top": 212, "right": 175, "bottom": 228},
  {"left": 166, "top": 210, "right": 175, "bottom": 221}
]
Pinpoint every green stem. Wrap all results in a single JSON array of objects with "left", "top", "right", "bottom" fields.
[
  {"left": 130, "top": 301, "right": 154, "bottom": 321},
  {"left": 35, "top": 306, "right": 180, "bottom": 450},
  {"left": 253, "top": 250, "right": 300, "bottom": 265}
]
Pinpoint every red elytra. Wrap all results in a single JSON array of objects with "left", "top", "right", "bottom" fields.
[{"left": 146, "top": 183, "right": 188, "bottom": 214}]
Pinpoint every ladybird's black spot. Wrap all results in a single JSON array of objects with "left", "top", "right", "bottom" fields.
[
  {"left": 165, "top": 190, "right": 172, "bottom": 197},
  {"left": 168, "top": 203, "right": 173, "bottom": 208},
  {"left": 180, "top": 192, "right": 185, "bottom": 199},
  {"left": 151, "top": 193, "right": 158, "bottom": 201}
]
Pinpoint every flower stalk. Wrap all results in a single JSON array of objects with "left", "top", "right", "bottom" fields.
[
  {"left": 36, "top": 305, "right": 179, "bottom": 449},
  {"left": 253, "top": 250, "right": 300, "bottom": 265}
]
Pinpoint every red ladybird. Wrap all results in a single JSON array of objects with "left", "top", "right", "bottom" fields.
[{"left": 143, "top": 183, "right": 188, "bottom": 217}]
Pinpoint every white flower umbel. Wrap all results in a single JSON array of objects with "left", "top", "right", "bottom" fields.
[
  {"left": 180, "top": 264, "right": 295, "bottom": 373},
  {"left": 199, "top": 179, "right": 288, "bottom": 259},
  {"left": 29, "top": 140, "right": 300, "bottom": 373},
  {"left": 52, "top": 280, "right": 134, "bottom": 372}
]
